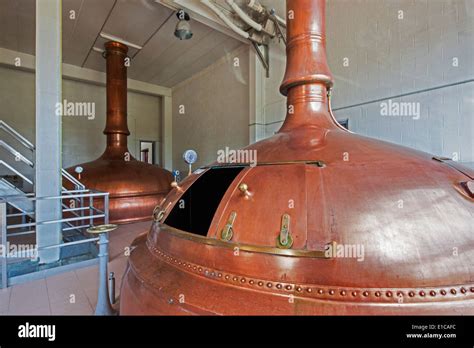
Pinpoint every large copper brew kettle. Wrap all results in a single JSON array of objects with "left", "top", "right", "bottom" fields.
[
  {"left": 66, "top": 41, "right": 173, "bottom": 224},
  {"left": 120, "top": 0, "right": 474, "bottom": 314}
]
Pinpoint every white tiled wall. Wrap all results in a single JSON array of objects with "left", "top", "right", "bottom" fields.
[
  {"left": 172, "top": 45, "right": 250, "bottom": 174},
  {"left": 257, "top": 0, "right": 473, "bottom": 164}
]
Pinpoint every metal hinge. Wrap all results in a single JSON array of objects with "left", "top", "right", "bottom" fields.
[
  {"left": 221, "top": 211, "right": 237, "bottom": 241},
  {"left": 276, "top": 213, "right": 293, "bottom": 249}
]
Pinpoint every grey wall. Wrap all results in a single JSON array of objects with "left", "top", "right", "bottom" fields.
[
  {"left": 257, "top": 0, "right": 473, "bottom": 164},
  {"left": 62, "top": 79, "right": 163, "bottom": 168},
  {"left": 171, "top": 45, "right": 250, "bottom": 174},
  {"left": 327, "top": 0, "right": 473, "bottom": 164},
  {"left": 0, "top": 65, "right": 163, "bottom": 180},
  {"left": 0, "top": 66, "right": 35, "bottom": 182}
]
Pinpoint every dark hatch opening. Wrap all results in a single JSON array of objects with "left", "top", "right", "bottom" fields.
[{"left": 164, "top": 167, "right": 243, "bottom": 236}]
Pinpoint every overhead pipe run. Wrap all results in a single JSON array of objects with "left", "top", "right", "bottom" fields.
[
  {"left": 227, "top": 0, "right": 277, "bottom": 38},
  {"left": 246, "top": 0, "right": 286, "bottom": 28},
  {"left": 193, "top": 0, "right": 286, "bottom": 75},
  {"left": 268, "top": 9, "right": 286, "bottom": 28},
  {"left": 247, "top": 0, "right": 265, "bottom": 15},
  {"left": 201, "top": 0, "right": 251, "bottom": 40},
  {"left": 226, "top": 0, "right": 262, "bottom": 32}
]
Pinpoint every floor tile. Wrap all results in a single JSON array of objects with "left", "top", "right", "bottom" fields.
[
  {"left": 0, "top": 287, "right": 11, "bottom": 314},
  {"left": 3, "top": 221, "right": 144, "bottom": 315},
  {"left": 9, "top": 278, "right": 50, "bottom": 314}
]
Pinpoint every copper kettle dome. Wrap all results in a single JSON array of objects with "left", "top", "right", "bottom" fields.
[
  {"left": 66, "top": 41, "right": 173, "bottom": 224},
  {"left": 120, "top": 0, "right": 474, "bottom": 314}
]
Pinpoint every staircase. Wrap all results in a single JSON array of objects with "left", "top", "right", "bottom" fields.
[
  {"left": 0, "top": 178, "right": 34, "bottom": 216},
  {"left": 0, "top": 120, "right": 103, "bottom": 287}
]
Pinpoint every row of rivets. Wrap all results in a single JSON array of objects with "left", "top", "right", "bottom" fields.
[{"left": 151, "top": 246, "right": 474, "bottom": 301}]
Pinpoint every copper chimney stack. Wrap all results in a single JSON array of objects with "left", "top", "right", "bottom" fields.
[
  {"left": 103, "top": 41, "right": 131, "bottom": 160},
  {"left": 66, "top": 41, "right": 173, "bottom": 224},
  {"left": 120, "top": 0, "right": 474, "bottom": 315}
]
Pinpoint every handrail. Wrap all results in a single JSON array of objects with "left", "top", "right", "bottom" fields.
[
  {"left": 0, "top": 160, "right": 33, "bottom": 185},
  {"left": 4, "top": 190, "right": 107, "bottom": 202},
  {"left": 0, "top": 120, "right": 87, "bottom": 192},
  {"left": 7, "top": 213, "right": 106, "bottom": 230},
  {"left": 61, "top": 168, "right": 85, "bottom": 190},
  {"left": 0, "top": 140, "right": 34, "bottom": 167},
  {"left": 0, "top": 120, "right": 35, "bottom": 151},
  {"left": 0, "top": 189, "right": 109, "bottom": 288}
]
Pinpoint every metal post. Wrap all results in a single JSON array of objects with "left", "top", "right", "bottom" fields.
[
  {"left": 80, "top": 196, "right": 84, "bottom": 226},
  {"left": 0, "top": 201, "right": 7, "bottom": 288},
  {"left": 95, "top": 231, "right": 115, "bottom": 315},
  {"left": 90, "top": 196, "right": 94, "bottom": 227},
  {"left": 104, "top": 194, "right": 109, "bottom": 225},
  {"left": 109, "top": 272, "right": 116, "bottom": 305}
]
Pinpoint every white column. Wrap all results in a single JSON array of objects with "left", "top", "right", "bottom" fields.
[
  {"left": 161, "top": 95, "right": 173, "bottom": 171},
  {"left": 35, "top": 0, "right": 62, "bottom": 263}
]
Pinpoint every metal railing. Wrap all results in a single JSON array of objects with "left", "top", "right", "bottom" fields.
[
  {"left": 1, "top": 120, "right": 88, "bottom": 236},
  {"left": 0, "top": 121, "right": 35, "bottom": 151},
  {"left": 0, "top": 160, "right": 34, "bottom": 187},
  {"left": 0, "top": 140, "right": 33, "bottom": 168},
  {"left": 0, "top": 189, "right": 109, "bottom": 288},
  {"left": 1, "top": 119, "right": 86, "bottom": 193},
  {"left": 61, "top": 168, "right": 85, "bottom": 191},
  {"left": 0, "top": 120, "right": 35, "bottom": 192}
]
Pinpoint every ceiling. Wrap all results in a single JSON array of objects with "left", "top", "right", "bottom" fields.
[{"left": 0, "top": 0, "right": 245, "bottom": 87}]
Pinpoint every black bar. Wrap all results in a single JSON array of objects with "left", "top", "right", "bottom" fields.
[{"left": 0, "top": 315, "right": 473, "bottom": 346}]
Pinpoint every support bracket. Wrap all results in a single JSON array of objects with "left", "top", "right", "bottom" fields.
[{"left": 251, "top": 42, "right": 270, "bottom": 78}]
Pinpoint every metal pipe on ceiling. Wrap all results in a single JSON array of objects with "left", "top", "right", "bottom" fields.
[
  {"left": 225, "top": 0, "right": 262, "bottom": 32},
  {"left": 270, "top": 12, "right": 286, "bottom": 28},
  {"left": 200, "top": 0, "right": 250, "bottom": 40},
  {"left": 246, "top": 0, "right": 265, "bottom": 15}
]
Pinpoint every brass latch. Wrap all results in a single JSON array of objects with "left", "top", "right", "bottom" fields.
[
  {"left": 152, "top": 201, "right": 171, "bottom": 222},
  {"left": 221, "top": 211, "right": 237, "bottom": 241},
  {"left": 238, "top": 183, "right": 252, "bottom": 198},
  {"left": 152, "top": 205, "right": 165, "bottom": 222},
  {"left": 276, "top": 214, "right": 293, "bottom": 249}
]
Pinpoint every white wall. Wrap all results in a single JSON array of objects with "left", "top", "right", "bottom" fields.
[
  {"left": 62, "top": 78, "right": 163, "bottom": 168},
  {"left": 171, "top": 44, "right": 250, "bottom": 174},
  {"left": 327, "top": 0, "right": 473, "bottom": 164},
  {"left": 0, "top": 66, "right": 163, "bottom": 181},
  {"left": 255, "top": 0, "right": 473, "bottom": 164}
]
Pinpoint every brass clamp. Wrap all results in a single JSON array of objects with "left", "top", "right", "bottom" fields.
[
  {"left": 152, "top": 205, "right": 165, "bottom": 222},
  {"left": 221, "top": 211, "right": 237, "bottom": 241},
  {"left": 276, "top": 214, "right": 293, "bottom": 249}
]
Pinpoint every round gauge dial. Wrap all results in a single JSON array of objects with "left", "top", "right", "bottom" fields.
[{"left": 183, "top": 149, "right": 198, "bottom": 164}]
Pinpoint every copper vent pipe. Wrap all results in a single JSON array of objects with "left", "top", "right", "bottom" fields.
[
  {"left": 103, "top": 41, "right": 130, "bottom": 159},
  {"left": 280, "top": 0, "right": 336, "bottom": 132},
  {"left": 280, "top": 0, "right": 333, "bottom": 95}
]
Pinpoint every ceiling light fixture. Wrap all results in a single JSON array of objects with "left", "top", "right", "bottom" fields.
[{"left": 174, "top": 9, "right": 193, "bottom": 40}]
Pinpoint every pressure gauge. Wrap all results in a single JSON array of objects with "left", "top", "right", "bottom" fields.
[
  {"left": 74, "top": 166, "right": 84, "bottom": 180},
  {"left": 183, "top": 150, "right": 198, "bottom": 165}
]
